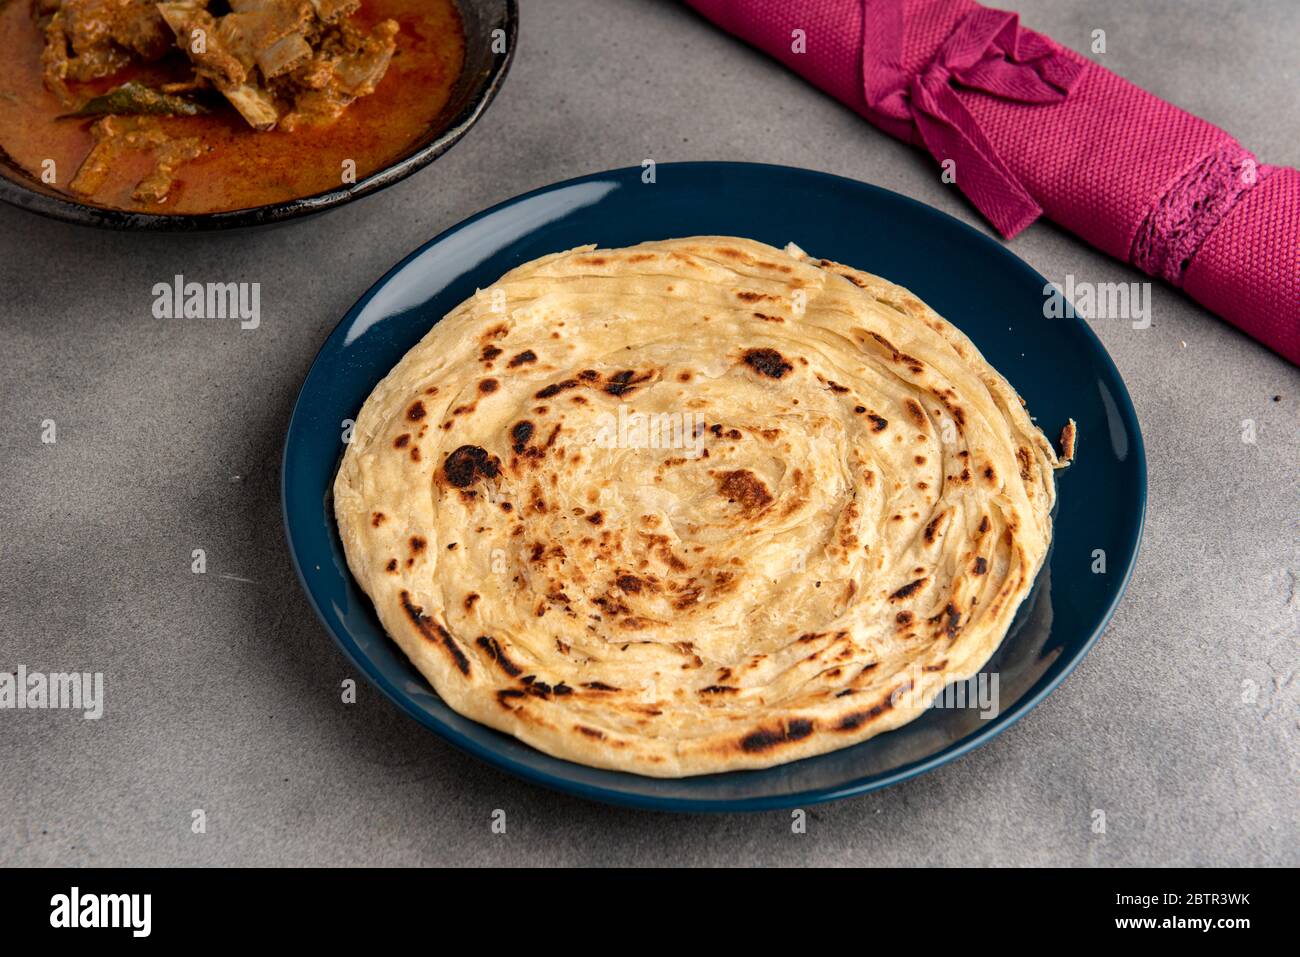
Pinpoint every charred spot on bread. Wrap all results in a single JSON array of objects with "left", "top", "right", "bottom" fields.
[
  {"left": 510, "top": 420, "right": 535, "bottom": 452},
  {"left": 889, "top": 578, "right": 928, "bottom": 601},
  {"left": 508, "top": 350, "right": 537, "bottom": 368},
  {"left": 742, "top": 348, "right": 793, "bottom": 379},
  {"left": 443, "top": 445, "right": 500, "bottom": 487},
  {"left": 740, "top": 718, "right": 814, "bottom": 752},
  {"left": 714, "top": 469, "right": 774, "bottom": 515}
]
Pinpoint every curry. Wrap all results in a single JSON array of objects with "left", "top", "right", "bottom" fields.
[{"left": 0, "top": 0, "right": 465, "bottom": 213}]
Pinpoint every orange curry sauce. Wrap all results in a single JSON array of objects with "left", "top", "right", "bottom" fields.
[{"left": 0, "top": 0, "right": 465, "bottom": 213}]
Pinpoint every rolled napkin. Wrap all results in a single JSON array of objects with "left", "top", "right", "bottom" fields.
[{"left": 685, "top": 0, "right": 1299, "bottom": 365}]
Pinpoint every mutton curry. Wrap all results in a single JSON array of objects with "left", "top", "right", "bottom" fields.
[{"left": 0, "top": 0, "right": 465, "bottom": 213}]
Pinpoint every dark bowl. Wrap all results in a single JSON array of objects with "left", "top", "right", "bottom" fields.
[{"left": 0, "top": 0, "right": 517, "bottom": 230}]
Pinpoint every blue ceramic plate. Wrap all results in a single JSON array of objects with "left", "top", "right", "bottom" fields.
[{"left": 282, "top": 162, "right": 1145, "bottom": 811}]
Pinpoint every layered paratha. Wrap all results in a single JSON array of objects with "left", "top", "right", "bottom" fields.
[{"left": 334, "top": 237, "right": 1074, "bottom": 776}]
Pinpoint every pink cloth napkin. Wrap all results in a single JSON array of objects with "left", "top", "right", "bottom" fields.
[{"left": 686, "top": 0, "right": 1300, "bottom": 366}]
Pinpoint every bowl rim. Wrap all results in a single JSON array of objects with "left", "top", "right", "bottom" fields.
[
  {"left": 280, "top": 161, "right": 1148, "bottom": 812},
  {"left": 0, "top": 0, "right": 518, "bottom": 231}
]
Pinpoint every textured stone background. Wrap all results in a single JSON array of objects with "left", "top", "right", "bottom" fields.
[{"left": 1, "top": 0, "right": 1296, "bottom": 866}]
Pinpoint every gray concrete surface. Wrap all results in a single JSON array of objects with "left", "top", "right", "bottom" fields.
[{"left": 1, "top": 0, "right": 1296, "bottom": 867}]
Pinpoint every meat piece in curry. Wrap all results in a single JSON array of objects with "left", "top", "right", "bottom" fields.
[
  {"left": 149, "top": 0, "right": 398, "bottom": 132},
  {"left": 38, "top": 0, "right": 173, "bottom": 100},
  {"left": 70, "top": 113, "right": 200, "bottom": 201},
  {"left": 0, "top": 0, "right": 464, "bottom": 211}
]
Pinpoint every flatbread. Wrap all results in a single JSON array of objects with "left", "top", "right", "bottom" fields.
[{"left": 334, "top": 237, "right": 1072, "bottom": 776}]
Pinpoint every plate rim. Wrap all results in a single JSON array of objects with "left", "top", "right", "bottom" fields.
[{"left": 281, "top": 161, "right": 1148, "bottom": 812}]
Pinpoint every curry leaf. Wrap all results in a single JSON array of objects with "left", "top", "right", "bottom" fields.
[{"left": 61, "top": 81, "right": 211, "bottom": 119}]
